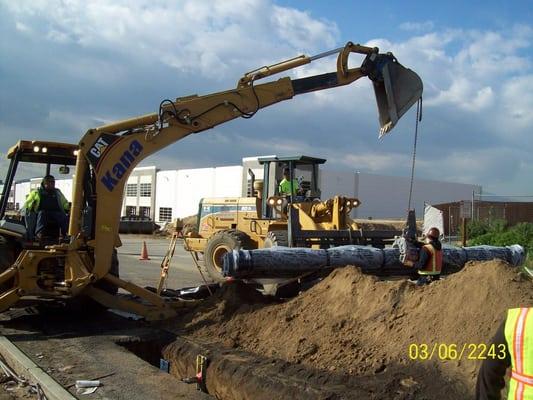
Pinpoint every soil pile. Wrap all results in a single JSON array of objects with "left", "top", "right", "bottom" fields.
[
  {"left": 167, "top": 260, "right": 532, "bottom": 398},
  {"left": 352, "top": 218, "right": 422, "bottom": 232}
]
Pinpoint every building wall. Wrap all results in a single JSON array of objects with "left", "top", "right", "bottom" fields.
[
  {"left": 1, "top": 182, "right": 16, "bottom": 211},
  {"left": 8, "top": 163, "right": 481, "bottom": 224},
  {"left": 122, "top": 166, "right": 157, "bottom": 219},
  {"left": 319, "top": 169, "right": 358, "bottom": 217},
  {"left": 155, "top": 170, "right": 178, "bottom": 224},
  {"left": 354, "top": 172, "right": 481, "bottom": 219},
  {"left": 176, "top": 168, "right": 215, "bottom": 219},
  {"left": 14, "top": 181, "right": 30, "bottom": 209},
  {"left": 55, "top": 178, "right": 73, "bottom": 202},
  {"left": 215, "top": 166, "right": 244, "bottom": 198},
  {"left": 173, "top": 166, "right": 243, "bottom": 219}
]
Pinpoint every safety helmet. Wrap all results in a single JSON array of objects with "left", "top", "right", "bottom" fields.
[{"left": 426, "top": 227, "right": 440, "bottom": 239}]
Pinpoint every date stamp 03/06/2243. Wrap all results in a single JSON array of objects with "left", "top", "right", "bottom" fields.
[{"left": 408, "top": 343, "right": 506, "bottom": 361}]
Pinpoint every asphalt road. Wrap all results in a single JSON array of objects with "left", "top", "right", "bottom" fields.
[
  {"left": 117, "top": 235, "right": 210, "bottom": 291},
  {"left": 0, "top": 235, "right": 214, "bottom": 400}
]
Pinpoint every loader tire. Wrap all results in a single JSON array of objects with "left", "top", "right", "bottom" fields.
[
  {"left": 205, "top": 230, "right": 250, "bottom": 282},
  {"left": 263, "top": 230, "right": 289, "bottom": 248}
]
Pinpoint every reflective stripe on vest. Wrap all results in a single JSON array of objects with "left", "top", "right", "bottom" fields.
[
  {"left": 418, "top": 244, "right": 442, "bottom": 275},
  {"left": 512, "top": 371, "right": 533, "bottom": 386},
  {"left": 505, "top": 308, "right": 533, "bottom": 400}
]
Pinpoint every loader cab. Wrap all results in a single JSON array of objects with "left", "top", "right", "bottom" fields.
[
  {"left": 257, "top": 155, "right": 326, "bottom": 219},
  {"left": 0, "top": 140, "right": 78, "bottom": 242}
]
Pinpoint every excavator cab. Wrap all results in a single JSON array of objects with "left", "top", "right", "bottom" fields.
[{"left": 0, "top": 140, "right": 78, "bottom": 242}]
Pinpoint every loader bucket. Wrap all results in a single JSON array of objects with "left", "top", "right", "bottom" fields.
[{"left": 371, "top": 55, "right": 423, "bottom": 136}]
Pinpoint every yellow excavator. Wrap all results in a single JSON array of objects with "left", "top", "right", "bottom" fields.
[{"left": 0, "top": 42, "right": 422, "bottom": 320}]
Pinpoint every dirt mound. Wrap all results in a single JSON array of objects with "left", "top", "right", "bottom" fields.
[
  {"left": 175, "top": 281, "right": 275, "bottom": 345},
  {"left": 166, "top": 260, "right": 532, "bottom": 398},
  {"left": 196, "top": 280, "right": 272, "bottom": 316},
  {"left": 353, "top": 218, "right": 422, "bottom": 232}
]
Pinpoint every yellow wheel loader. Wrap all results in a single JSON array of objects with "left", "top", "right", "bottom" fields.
[
  {"left": 0, "top": 42, "right": 423, "bottom": 319},
  {"left": 185, "top": 155, "right": 404, "bottom": 282}
]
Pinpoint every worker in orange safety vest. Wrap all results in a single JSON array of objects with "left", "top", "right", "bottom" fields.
[
  {"left": 477, "top": 307, "right": 533, "bottom": 400},
  {"left": 404, "top": 226, "right": 443, "bottom": 285}
]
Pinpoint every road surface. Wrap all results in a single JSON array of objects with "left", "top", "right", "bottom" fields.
[
  {"left": 0, "top": 235, "right": 214, "bottom": 399},
  {"left": 117, "top": 235, "right": 210, "bottom": 290}
]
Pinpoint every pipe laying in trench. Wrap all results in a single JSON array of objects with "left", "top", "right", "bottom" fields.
[{"left": 223, "top": 244, "right": 526, "bottom": 279}]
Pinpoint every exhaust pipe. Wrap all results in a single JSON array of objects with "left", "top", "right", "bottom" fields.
[{"left": 363, "top": 53, "right": 423, "bottom": 136}]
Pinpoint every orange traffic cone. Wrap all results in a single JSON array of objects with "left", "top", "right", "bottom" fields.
[{"left": 139, "top": 241, "right": 150, "bottom": 260}]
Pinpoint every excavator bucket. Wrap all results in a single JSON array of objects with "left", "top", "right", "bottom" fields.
[{"left": 372, "top": 56, "right": 423, "bottom": 137}]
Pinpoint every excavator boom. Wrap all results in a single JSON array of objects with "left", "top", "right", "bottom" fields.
[{"left": 0, "top": 41, "right": 423, "bottom": 319}]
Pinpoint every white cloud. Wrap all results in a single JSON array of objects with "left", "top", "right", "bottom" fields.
[
  {"left": 500, "top": 74, "right": 533, "bottom": 129},
  {"left": 14, "top": 21, "right": 30, "bottom": 33},
  {"left": 427, "top": 77, "right": 495, "bottom": 111},
  {"left": 271, "top": 6, "right": 339, "bottom": 49},
  {"left": 1, "top": 0, "right": 338, "bottom": 77},
  {"left": 399, "top": 21, "right": 435, "bottom": 32}
]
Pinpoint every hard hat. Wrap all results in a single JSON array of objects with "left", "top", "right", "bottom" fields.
[{"left": 426, "top": 227, "right": 440, "bottom": 239}]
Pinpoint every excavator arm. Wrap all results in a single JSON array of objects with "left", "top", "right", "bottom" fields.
[
  {"left": 72, "top": 42, "right": 422, "bottom": 286},
  {"left": 0, "top": 42, "right": 422, "bottom": 319}
]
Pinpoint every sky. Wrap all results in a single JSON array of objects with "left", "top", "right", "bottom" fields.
[{"left": 0, "top": 0, "right": 531, "bottom": 195}]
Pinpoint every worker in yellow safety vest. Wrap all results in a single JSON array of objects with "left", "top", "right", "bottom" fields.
[
  {"left": 278, "top": 167, "right": 299, "bottom": 196},
  {"left": 404, "top": 227, "right": 443, "bottom": 285},
  {"left": 477, "top": 307, "right": 533, "bottom": 400},
  {"left": 24, "top": 175, "right": 70, "bottom": 237}
]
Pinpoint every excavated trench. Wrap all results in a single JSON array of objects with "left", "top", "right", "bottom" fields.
[
  {"left": 115, "top": 260, "right": 533, "bottom": 399},
  {"left": 116, "top": 331, "right": 177, "bottom": 369},
  {"left": 116, "top": 330, "right": 386, "bottom": 399}
]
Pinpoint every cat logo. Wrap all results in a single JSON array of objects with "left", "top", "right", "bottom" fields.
[
  {"left": 90, "top": 137, "right": 110, "bottom": 158},
  {"left": 86, "top": 133, "right": 120, "bottom": 169}
]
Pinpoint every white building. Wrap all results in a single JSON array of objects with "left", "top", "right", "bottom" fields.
[
  {"left": 122, "top": 166, "right": 157, "bottom": 219},
  {"left": 10, "top": 156, "right": 481, "bottom": 227}
]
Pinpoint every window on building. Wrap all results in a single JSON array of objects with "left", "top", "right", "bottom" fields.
[
  {"left": 159, "top": 207, "right": 172, "bottom": 222},
  {"left": 139, "top": 206, "right": 151, "bottom": 218},
  {"left": 140, "top": 183, "right": 151, "bottom": 197},
  {"left": 125, "top": 206, "right": 137, "bottom": 216},
  {"left": 126, "top": 184, "right": 137, "bottom": 197}
]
